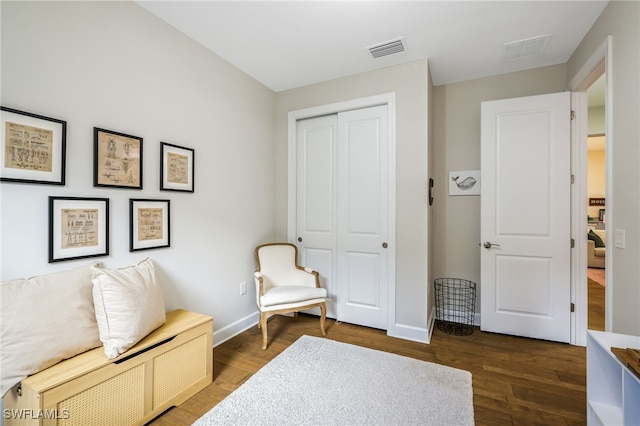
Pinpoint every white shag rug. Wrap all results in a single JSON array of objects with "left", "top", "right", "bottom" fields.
[{"left": 194, "top": 335, "right": 474, "bottom": 425}]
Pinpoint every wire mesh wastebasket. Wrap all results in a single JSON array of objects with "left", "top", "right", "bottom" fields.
[{"left": 434, "top": 278, "right": 476, "bottom": 335}]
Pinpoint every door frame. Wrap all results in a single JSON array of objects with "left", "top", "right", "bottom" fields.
[
  {"left": 568, "top": 36, "right": 613, "bottom": 346},
  {"left": 287, "top": 93, "right": 397, "bottom": 337}
]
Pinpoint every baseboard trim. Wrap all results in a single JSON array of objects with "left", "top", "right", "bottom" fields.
[
  {"left": 213, "top": 311, "right": 259, "bottom": 347},
  {"left": 393, "top": 322, "right": 431, "bottom": 345},
  {"left": 212, "top": 311, "right": 443, "bottom": 348}
]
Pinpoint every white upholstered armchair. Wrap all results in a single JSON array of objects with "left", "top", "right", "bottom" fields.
[{"left": 254, "top": 243, "right": 327, "bottom": 350}]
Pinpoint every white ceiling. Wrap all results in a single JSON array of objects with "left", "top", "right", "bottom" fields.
[{"left": 135, "top": 1, "right": 608, "bottom": 93}]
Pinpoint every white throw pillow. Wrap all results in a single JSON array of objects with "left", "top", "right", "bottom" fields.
[
  {"left": 91, "top": 258, "right": 166, "bottom": 359},
  {"left": 1, "top": 264, "right": 102, "bottom": 398}
]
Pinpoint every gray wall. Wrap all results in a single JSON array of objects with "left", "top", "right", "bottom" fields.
[
  {"left": 568, "top": 0, "right": 640, "bottom": 335},
  {"left": 1, "top": 1, "right": 277, "bottom": 342},
  {"left": 3, "top": 0, "right": 637, "bottom": 341},
  {"left": 588, "top": 106, "right": 606, "bottom": 135},
  {"left": 431, "top": 64, "right": 568, "bottom": 316},
  {"left": 430, "top": 0, "right": 640, "bottom": 335}
]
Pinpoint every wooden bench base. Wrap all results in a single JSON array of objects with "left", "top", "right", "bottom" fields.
[{"left": 3, "top": 309, "right": 213, "bottom": 426}]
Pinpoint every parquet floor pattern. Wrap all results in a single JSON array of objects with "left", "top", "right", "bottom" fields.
[{"left": 151, "top": 313, "right": 588, "bottom": 426}]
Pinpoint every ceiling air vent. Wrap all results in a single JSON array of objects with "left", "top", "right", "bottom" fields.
[
  {"left": 368, "top": 37, "right": 406, "bottom": 59},
  {"left": 503, "top": 34, "right": 551, "bottom": 60}
]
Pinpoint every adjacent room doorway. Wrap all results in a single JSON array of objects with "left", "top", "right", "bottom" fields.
[
  {"left": 568, "top": 35, "right": 612, "bottom": 346},
  {"left": 586, "top": 74, "right": 607, "bottom": 332}
]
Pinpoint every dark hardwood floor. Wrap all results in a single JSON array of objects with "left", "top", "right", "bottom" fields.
[
  {"left": 588, "top": 277, "right": 605, "bottom": 331},
  {"left": 151, "top": 313, "right": 589, "bottom": 426}
]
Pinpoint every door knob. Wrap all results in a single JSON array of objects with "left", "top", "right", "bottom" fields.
[
  {"left": 298, "top": 237, "right": 303, "bottom": 242},
  {"left": 482, "top": 241, "right": 501, "bottom": 249},
  {"left": 382, "top": 242, "right": 388, "bottom": 248}
]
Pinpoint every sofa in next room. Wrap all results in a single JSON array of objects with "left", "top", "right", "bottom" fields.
[{"left": 587, "top": 228, "right": 606, "bottom": 269}]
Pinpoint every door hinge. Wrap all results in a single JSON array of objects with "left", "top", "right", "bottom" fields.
[
  {"left": 571, "top": 303, "right": 575, "bottom": 312},
  {"left": 571, "top": 174, "right": 575, "bottom": 184},
  {"left": 571, "top": 238, "right": 575, "bottom": 248},
  {"left": 571, "top": 110, "right": 575, "bottom": 120}
]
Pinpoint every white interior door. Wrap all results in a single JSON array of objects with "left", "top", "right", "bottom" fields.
[
  {"left": 296, "top": 105, "right": 389, "bottom": 329},
  {"left": 480, "top": 92, "right": 571, "bottom": 343}
]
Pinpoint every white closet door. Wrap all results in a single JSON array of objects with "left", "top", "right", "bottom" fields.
[
  {"left": 296, "top": 105, "right": 389, "bottom": 329},
  {"left": 296, "top": 114, "right": 338, "bottom": 318},
  {"left": 336, "top": 105, "right": 389, "bottom": 329}
]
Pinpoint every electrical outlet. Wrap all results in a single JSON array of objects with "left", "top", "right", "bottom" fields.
[{"left": 239, "top": 281, "right": 247, "bottom": 295}]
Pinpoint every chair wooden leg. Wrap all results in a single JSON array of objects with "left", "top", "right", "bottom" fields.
[
  {"left": 260, "top": 312, "right": 268, "bottom": 350},
  {"left": 320, "top": 303, "right": 327, "bottom": 336}
]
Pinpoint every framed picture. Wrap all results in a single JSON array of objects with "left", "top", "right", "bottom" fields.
[
  {"left": 130, "top": 199, "right": 170, "bottom": 251},
  {"left": 49, "top": 196, "right": 109, "bottom": 263},
  {"left": 599, "top": 208, "right": 606, "bottom": 222},
  {"left": 160, "top": 142, "right": 194, "bottom": 192},
  {"left": 589, "top": 197, "right": 605, "bottom": 206},
  {"left": 1, "top": 106, "right": 66, "bottom": 185},
  {"left": 94, "top": 127, "right": 143, "bottom": 189},
  {"left": 449, "top": 170, "right": 481, "bottom": 196}
]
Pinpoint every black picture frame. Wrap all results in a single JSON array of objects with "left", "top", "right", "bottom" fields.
[
  {"left": 1, "top": 106, "right": 66, "bottom": 185},
  {"left": 130, "top": 199, "right": 171, "bottom": 251},
  {"left": 94, "top": 127, "right": 143, "bottom": 189},
  {"left": 160, "top": 142, "right": 194, "bottom": 192},
  {"left": 49, "top": 196, "right": 109, "bottom": 263}
]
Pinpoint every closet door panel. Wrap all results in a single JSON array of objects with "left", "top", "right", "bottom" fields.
[
  {"left": 296, "top": 115, "right": 338, "bottom": 317},
  {"left": 336, "top": 105, "right": 389, "bottom": 330}
]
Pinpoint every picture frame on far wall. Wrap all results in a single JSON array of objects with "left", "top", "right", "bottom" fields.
[
  {"left": 1, "top": 106, "right": 66, "bottom": 185},
  {"left": 449, "top": 170, "right": 481, "bottom": 196},
  {"left": 130, "top": 199, "right": 170, "bottom": 252},
  {"left": 49, "top": 196, "right": 109, "bottom": 263},
  {"left": 160, "top": 142, "right": 194, "bottom": 192},
  {"left": 94, "top": 127, "right": 143, "bottom": 189}
]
